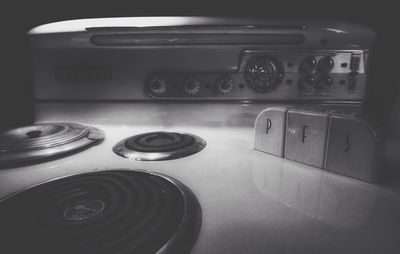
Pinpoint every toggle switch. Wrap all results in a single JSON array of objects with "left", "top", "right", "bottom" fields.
[
  {"left": 324, "top": 113, "right": 384, "bottom": 182},
  {"left": 284, "top": 108, "right": 330, "bottom": 168},
  {"left": 254, "top": 106, "right": 289, "bottom": 157}
]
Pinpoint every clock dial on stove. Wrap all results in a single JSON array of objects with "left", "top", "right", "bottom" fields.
[{"left": 244, "top": 55, "right": 284, "bottom": 93}]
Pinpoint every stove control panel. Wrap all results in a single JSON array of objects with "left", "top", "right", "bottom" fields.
[
  {"left": 145, "top": 50, "right": 368, "bottom": 102},
  {"left": 30, "top": 18, "right": 375, "bottom": 102}
]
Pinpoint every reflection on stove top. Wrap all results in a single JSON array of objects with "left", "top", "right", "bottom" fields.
[{"left": 253, "top": 154, "right": 378, "bottom": 228}]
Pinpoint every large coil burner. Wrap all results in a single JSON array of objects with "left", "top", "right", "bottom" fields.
[
  {"left": 0, "top": 170, "right": 202, "bottom": 254},
  {"left": 113, "top": 131, "right": 206, "bottom": 161},
  {"left": 0, "top": 122, "right": 104, "bottom": 167}
]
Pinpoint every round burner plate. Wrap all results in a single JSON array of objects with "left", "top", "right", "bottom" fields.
[
  {"left": 0, "top": 170, "right": 201, "bottom": 254},
  {"left": 0, "top": 122, "right": 104, "bottom": 167},
  {"left": 113, "top": 131, "right": 206, "bottom": 161}
]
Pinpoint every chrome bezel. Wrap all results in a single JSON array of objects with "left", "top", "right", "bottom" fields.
[
  {"left": 113, "top": 131, "right": 206, "bottom": 161},
  {"left": 0, "top": 124, "right": 104, "bottom": 167}
]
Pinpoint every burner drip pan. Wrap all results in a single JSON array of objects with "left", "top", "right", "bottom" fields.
[
  {"left": 113, "top": 131, "right": 206, "bottom": 161},
  {"left": 0, "top": 170, "right": 201, "bottom": 254},
  {"left": 0, "top": 122, "right": 104, "bottom": 167}
]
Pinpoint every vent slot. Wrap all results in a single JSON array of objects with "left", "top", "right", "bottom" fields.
[
  {"left": 91, "top": 33, "right": 305, "bottom": 46},
  {"left": 88, "top": 26, "right": 305, "bottom": 46}
]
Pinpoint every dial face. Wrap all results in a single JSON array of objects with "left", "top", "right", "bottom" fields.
[
  {"left": 215, "top": 76, "right": 235, "bottom": 94},
  {"left": 148, "top": 77, "right": 168, "bottom": 96},
  {"left": 183, "top": 77, "right": 201, "bottom": 95},
  {"left": 245, "top": 55, "right": 283, "bottom": 93}
]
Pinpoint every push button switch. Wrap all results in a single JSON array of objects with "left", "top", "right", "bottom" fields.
[
  {"left": 254, "top": 106, "right": 288, "bottom": 157},
  {"left": 350, "top": 53, "right": 361, "bottom": 72},
  {"left": 284, "top": 108, "right": 330, "bottom": 168},
  {"left": 324, "top": 113, "right": 384, "bottom": 182}
]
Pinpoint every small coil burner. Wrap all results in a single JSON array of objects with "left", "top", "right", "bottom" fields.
[
  {"left": 113, "top": 131, "right": 206, "bottom": 161},
  {"left": 0, "top": 122, "right": 104, "bottom": 167},
  {"left": 0, "top": 170, "right": 202, "bottom": 254}
]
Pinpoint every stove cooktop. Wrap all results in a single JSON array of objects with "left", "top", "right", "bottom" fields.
[
  {"left": 1, "top": 102, "right": 400, "bottom": 254},
  {"left": 0, "top": 124, "right": 205, "bottom": 253}
]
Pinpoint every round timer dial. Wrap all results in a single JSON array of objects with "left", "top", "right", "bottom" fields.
[{"left": 245, "top": 55, "right": 284, "bottom": 93}]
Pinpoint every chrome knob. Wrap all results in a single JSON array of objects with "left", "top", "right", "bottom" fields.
[
  {"left": 317, "top": 56, "right": 334, "bottom": 73},
  {"left": 316, "top": 75, "right": 332, "bottom": 90},
  {"left": 298, "top": 74, "right": 315, "bottom": 90},
  {"left": 299, "top": 56, "right": 317, "bottom": 73},
  {"left": 149, "top": 77, "right": 168, "bottom": 96},
  {"left": 216, "top": 76, "right": 235, "bottom": 94},
  {"left": 183, "top": 77, "right": 201, "bottom": 95}
]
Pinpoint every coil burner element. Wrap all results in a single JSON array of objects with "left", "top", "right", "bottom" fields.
[
  {"left": 0, "top": 122, "right": 104, "bottom": 167},
  {"left": 113, "top": 131, "right": 206, "bottom": 161},
  {"left": 0, "top": 170, "right": 202, "bottom": 254}
]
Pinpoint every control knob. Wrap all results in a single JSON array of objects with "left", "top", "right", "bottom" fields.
[
  {"left": 298, "top": 74, "right": 315, "bottom": 90},
  {"left": 183, "top": 77, "right": 201, "bottom": 95},
  {"left": 317, "top": 56, "right": 334, "bottom": 73},
  {"left": 299, "top": 56, "right": 317, "bottom": 73},
  {"left": 148, "top": 77, "right": 168, "bottom": 96},
  {"left": 216, "top": 76, "right": 235, "bottom": 94},
  {"left": 316, "top": 75, "right": 332, "bottom": 90}
]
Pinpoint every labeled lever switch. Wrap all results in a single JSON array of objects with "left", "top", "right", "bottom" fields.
[
  {"left": 284, "top": 108, "right": 330, "bottom": 168},
  {"left": 324, "top": 113, "right": 384, "bottom": 182},
  {"left": 254, "top": 107, "right": 384, "bottom": 182},
  {"left": 254, "top": 106, "right": 288, "bottom": 157}
]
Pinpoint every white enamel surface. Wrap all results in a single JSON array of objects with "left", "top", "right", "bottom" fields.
[
  {"left": 28, "top": 17, "right": 207, "bottom": 34},
  {"left": 1, "top": 103, "right": 400, "bottom": 253}
]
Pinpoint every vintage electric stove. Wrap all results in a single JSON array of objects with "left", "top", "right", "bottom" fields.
[{"left": 1, "top": 17, "right": 400, "bottom": 254}]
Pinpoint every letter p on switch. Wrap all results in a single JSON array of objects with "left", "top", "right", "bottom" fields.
[{"left": 254, "top": 106, "right": 289, "bottom": 157}]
